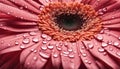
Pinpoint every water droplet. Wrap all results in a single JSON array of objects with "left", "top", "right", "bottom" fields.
[
  {"left": 102, "top": 8, "right": 107, "bottom": 12},
  {"left": 116, "top": 51, "right": 120, "bottom": 56},
  {"left": 39, "top": 52, "right": 49, "bottom": 58},
  {"left": 41, "top": 45, "right": 47, "bottom": 50},
  {"left": 29, "top": 31, "right": 37, "bottom": 36},
  {"left": 39, "top": 6, "right": 44, "bottom": 11},
  {"left": 1, "top": 40, "right": 4, "bottom": 44},
  {"left": 97, "top": 0, "right": 100, "bottom": 2},
  {"left": 15, "top": 41, "right": 19, "bottom": 45},
  {"left": 118, "top": 37, "right": 120, "bottom": 40},
  {"left": 68, "top": 49, "right": 73, "bottom": 52},
  {"left": 109, "top": 47, "right": 113, "bottom": 51},
  {"left": 88, "top": 61, "right": 92, "bottom": 64},
  {"left": 98, "top": 11, "right": 104, "bottom": 15},
  {"left": 46, "top": 36, "right": 52, "bottom": 41},
  {"left": 64, "top": 42, "right": 68, "bottom": 46},
  {"left": 19, "top": 7, "right": 23, "bottom": 10},
  {"left": 20, "top": 17, "right": 24, "bottom": 19},
  {"left": 22, "top": 38, "right": 30, "bottom": 44},
  {"left": 23, "top": 34, "right": 28, "bottom": 38},
  {"left": 25, "top": 5, "right": 28, "bottom": 8},
  {"left": 103, "top": 52, "right": 107, "bottom": 56},
  {"left": 7, "top": 12, "right": 10, "bottom": 14},
  {"left": 42, "top": 40, "right": 47, "bottom": 44},
  {"left": 63, "top": 51, "right": 69, "bottom": 55},
  {"left": 32, "top": 37, "right": 39, "bottom": 43},
  {"left": 20, "top": 45, "right": 25, "bottom": 49},
  {"left": 87, "top": 43, "right": 94, "bottom": 49},
  {"left": 98, "top": 47, "right": 104, "bottom": 53},
  {"left": 84, "top": 59, "right": 88, "bottom": 63},
  {"left": 33, "top": 57, "right": 37, "bottom": 60},
  {"left": 68, "top": 54, "right": 74, "bottom": 58},
  {"left": 101, "top": 42, "right": 108, "bottom": 47},
  {"left": 113, "top": 42, "right": 119, "bottom": 46},
  {"left": 7, "top": 43, "right": 11, "bottom": 46},
  {"left": 47, "top": 45, "right": 54, "bottom": 49},
  {"left": 41, "top": 34, "right": 47, "bottom": 39},
  {"left": 111, "top": 16, "right": 115, "bottom": 19},
  {"left": 82, "top": 53, "right": 87, "bottom": 57},
  {"left": 53, "top": 53, "right": 58, "bottom": 58},
  {"left": 33, "top": 50, "right": 37, "bottom": 53},
  {"left": 57, "top": 46, "right": 62, "bottom": 51},
  {"left": 96, "top": 34, "right": 103, "bottom": 41}
]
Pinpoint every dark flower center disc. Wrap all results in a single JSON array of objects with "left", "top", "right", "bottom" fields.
[{"left": 38, "top": 2, "right": 102, "bottom": 42}]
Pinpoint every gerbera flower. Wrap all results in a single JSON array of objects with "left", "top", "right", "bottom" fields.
[{"left": 0, "top": 0, "right": 120, "bottom": 69}]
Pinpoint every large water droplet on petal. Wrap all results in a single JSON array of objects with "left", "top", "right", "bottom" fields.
[
  {"left": 39, "top": 52, "right": 49, "bottom": 59},
  {"left": 98, "top": 47, "right": 105, "bottom": 53},
  {"left": 22, "top": 38, "right": 30, "bottom": 44},
  {"left": 101, "top": 42, "right": 108, "bottom": 47},
  {"left": 30, "top": 31, "right": 37, "bottom": 36},
  {"left": 47, "top": 45, "right": 54, "bottom": 49},
  {"left": 113, "top": 42, "right": 119, "bottom": 46},
  {"left": 41, "top": 45, "right": 47, "bottom": 50},
  {"left": 32, "top": 37, "right": 39, "bottom": 43}
]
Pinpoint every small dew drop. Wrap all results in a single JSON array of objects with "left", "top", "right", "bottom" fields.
[
  {"left": 46, "top": 36, "right": 52, "bottom": 41},
  {"left": 113, "top": 42, "right": 119, "bottom": 46},
  {"left": 102, "top": 8, "right": 107, "bottom": 12},
  {"left": 101, "top": 42, "right": 108, "bottom": 47},
  {"left": 111, "top": 16, "right": 115, "bottom": 19},
  {"left": 98, "top": 11, "right": 104, "bottom": 15},
  {"left": 47, "top": 45, "right": 54, "bottom": 49},
  {"left": 84, "top": 59, "right": 88, "bottom": 63},
  {"left": 32, "top": 37, "right": 39, "bottom": 43},
  {"left": 15, "top": 41, "right": 19, "bottom": 45},
  {"left": 116, "top": 51, "right": 120, "bottom": 57},
  {"left": 64, "top": 42, "right": 68, "bottom": 46},
  {"left": 41, "top": 45, "right": 47, "bottom": 50},
  {"left": 20, "top": 45, "right": 25, "bottom": 49},
  {"left": 63, "top": 51, "right": 69, "bottom": 55},
  {"left": 25, "top": 5, "right": 28, "bottom": 8},
  {"left": 98, "top": 47, "right": 104, "bottom": 53},
  {"left": 96, "top": 34, "right": 103, "bottom": 41},
  {"left": 1, "top": 40, "right": 4, "bottom": 44},
  {"left": 19, "top": 7, "right": 23, "bottom": 10},
  {"left": 41, "top": 34, "right": 47, "bottom": 39},
  {"left": 109, "top": 47, "right": 113, "bottom": 51},
  {"left": 82, "top": 53, "right": 87, "bottom": 57},
  {"left": 57, "top": 46, "right": 62, "bottom": 51},
  {"left": 20, "top": 17, "right": 24, "bottom": 19},
  {"left": 68, "top": 49, "right": 73, "bottom": 52},
  {"left": 33, "top": 57, "right": 37, "bottom": 60},
  {"left": 39, "top": 52, "right": 49, "bottom": 58},
  {"left": 33, "top": 50, "right": 37, "bottom": 53},
  {"left": 53, "top": 53, "right": 58, "bottom": 58},
  {"left": 22, "top": 38, "right": 30, "bottom": 44},
  {"left": 118, "top": 37, "right": 120, "bottom": 40},
  {"left": 103, "top": 52, "right": 107, "bottom": 56},
  {"left": 42, "top": 40, "right": 47, "bottom": 44},
  {"left": 29, "top": 31, "right": 37, "bottom": 36},
  {"left": 7, "top": 12, "right": 10, "bottom": 14},
  {"left": 68, "top": 54, "right": 74, "bottom": 58},
  {"left": 87, "top": 43, "right": 94, "bottom": 49}
]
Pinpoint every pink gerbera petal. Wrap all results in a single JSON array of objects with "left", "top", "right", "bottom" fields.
[{"left": 0, "top": 3, "right": 39, "bottom": 21}]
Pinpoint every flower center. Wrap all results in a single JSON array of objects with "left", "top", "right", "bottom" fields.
[
  {"left": 55, "top": 13, "right": 85, "bottom": 31},
  {"left": 38, "top": 2, "right": 102, "bottom": 42}
]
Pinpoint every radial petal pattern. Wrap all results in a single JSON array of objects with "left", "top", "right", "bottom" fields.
[{"left": 0, "top": 0, "right": 120, "bottom": 69}]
